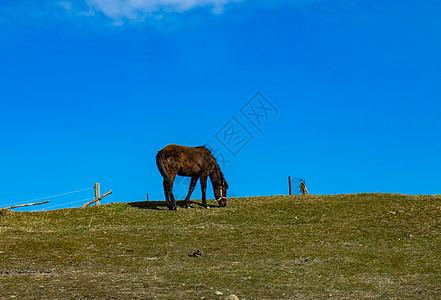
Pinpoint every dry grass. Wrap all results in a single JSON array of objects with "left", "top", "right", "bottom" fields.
[{"left": 1, "top": 194, "right": 440, "bottom": 299}]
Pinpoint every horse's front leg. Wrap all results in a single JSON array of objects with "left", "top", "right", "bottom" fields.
[
  {"left": 200, "top": 176, "right": 209, "bottom": 208},
  {"left": 184, "top": 176, "right": 198, "bottom": 208}
]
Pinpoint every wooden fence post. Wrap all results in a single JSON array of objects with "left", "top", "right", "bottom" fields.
[
  {"left": 288, "top": 176, "right": 292, "bottom": 195},
  {"left": 95, "top": 183, "right": 101, "bottom": 205},
  {"left": 82, "top": 183, "right": 112, "bottom": 207}
]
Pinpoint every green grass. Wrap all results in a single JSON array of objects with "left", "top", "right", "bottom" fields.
[{"left": 1, "top": 194, "right": 440, "bottom": 299}]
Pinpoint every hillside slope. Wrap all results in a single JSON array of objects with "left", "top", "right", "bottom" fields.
[{"left": 1, "top": 194, "right": 440, "bottom": 299}]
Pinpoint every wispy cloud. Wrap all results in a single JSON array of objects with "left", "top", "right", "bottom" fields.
[
  {"left": 51, "top": 0, "right": 323, "bottom": 27},
  {"left": 82, "top": 0, "right": 242, "bottom": 24}
]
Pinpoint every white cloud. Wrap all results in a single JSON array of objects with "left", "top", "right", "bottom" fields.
[
  {"left": 57, "top": 1, "right": 74, "bottom": 11},
  {"left": 85, "top": 0, "right": 242, "bottom": 22}
]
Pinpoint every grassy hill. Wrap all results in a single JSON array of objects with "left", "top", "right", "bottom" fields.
[{"left": 1, "top": 194, "right": 440, "bottom": 299}]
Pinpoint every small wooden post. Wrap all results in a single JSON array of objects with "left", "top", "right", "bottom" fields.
[
  {"left": 299, "top": 182, "right": 309, "bottom": 195},
  {"left": 95, "top": 183, "right": 101, "bottom": 206},
  {"left": 288, "top": 176, "right": 292, "bottom": 195},
  {"left": 147, "top": 193, "right": 150, "bottom": 201}
]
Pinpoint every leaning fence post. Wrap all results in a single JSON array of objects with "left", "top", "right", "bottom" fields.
[
  {"left": 299, "top": 181, "right": 309, "bottom": 195},
  {"left": 288, "top": 176, "right": 292, "bottom": 195},
  {"left": 1, "top": 201, "right": 50, "bottom": 211}
]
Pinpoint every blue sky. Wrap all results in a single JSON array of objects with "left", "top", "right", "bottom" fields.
[{"left": 1, "top": 0, "right": 440, "bottom": 210}]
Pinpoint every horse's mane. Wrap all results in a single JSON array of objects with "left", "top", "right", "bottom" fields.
[
  {"left": 195, "top": 145, "right": 213, "bottom": 155},
  {"left": 195, "top": 145, "right": 215, "bottom": 158},
  {"left": 195, "top": 145, "right": 221, "bottom": 171},
  {"left": 195, "top": 145, "right": 228, "bottom": 188}
]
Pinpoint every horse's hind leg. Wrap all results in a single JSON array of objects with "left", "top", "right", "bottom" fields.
[
  {"left": 163, "top": 179, "right": 171, "bottom": 209},
  {"left": 183, "top": 176, "right": 198, "bottom": 209},
  {"left": 163, "top": 179, "right": 178, "bottom": 210},
  {"left": 165, "top": 175, "right": 178, "bottom": 210},
  {"left": 169, "top": 191, "right": 177, "bottom": 210}
]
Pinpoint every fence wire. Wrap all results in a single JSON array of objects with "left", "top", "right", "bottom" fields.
[
  {"left": 1, "top": 187, "right": 94, "bottom": 210},
  {"left": 39, "top": 197, "right": 95, "bottom": 211},
  {"left": 290, "top": 177, "right": 306, "bottom": 195}
]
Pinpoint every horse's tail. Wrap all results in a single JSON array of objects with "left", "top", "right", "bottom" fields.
[{"left": 156, "top": 151, "right": 171, "bottom": 182}]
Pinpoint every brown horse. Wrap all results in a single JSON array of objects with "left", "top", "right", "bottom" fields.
[{"left": 156, "top": 144, "right": 229, "bottom": 210}]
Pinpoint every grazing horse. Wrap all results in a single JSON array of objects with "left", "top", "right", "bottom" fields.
[{"left": 156, "top": 144, "right": 229, "bottom": 210}]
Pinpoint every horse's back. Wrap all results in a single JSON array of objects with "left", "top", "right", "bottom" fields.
[
  {"left": 158, "top": 144, "right": 191, "bottom": 160},
  {"left": 157, "top": 144, "right": 213, "bottom": 175},
  {"left": 158, "top": 144, "right": 208, "bottom": 159}
]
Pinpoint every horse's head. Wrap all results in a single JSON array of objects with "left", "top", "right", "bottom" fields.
[
  {"left": 214, "top": 178, "right": 229, "bottom": 207},
  {"left": 209, "top": 163, "right": 229, "bottom": 207}
]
